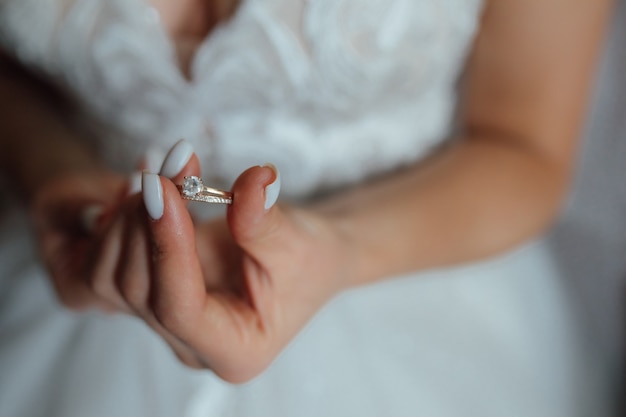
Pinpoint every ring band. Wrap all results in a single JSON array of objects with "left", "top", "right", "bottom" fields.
[{"left": 176, "top": 176, "right": 233, "bottom": 204}]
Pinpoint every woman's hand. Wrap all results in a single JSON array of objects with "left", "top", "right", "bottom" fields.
[
  {"left": 137, "top": 165, "right": 350, "bottom": 382},
  {"left": 131, "top": 154, "right": 351, "bottom": 382}
]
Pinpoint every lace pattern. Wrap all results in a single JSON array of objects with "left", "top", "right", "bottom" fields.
[{"left": 0, "top": 0, "right": 483, "bottom": 197}]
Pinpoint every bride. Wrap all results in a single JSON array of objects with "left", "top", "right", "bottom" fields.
[{"left": 0, "top": 0, "right": 616, "bottom": 416}]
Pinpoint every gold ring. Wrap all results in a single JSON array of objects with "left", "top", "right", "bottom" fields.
[{"left": 176, "top": 176, "right": 233, "bottom": 204}]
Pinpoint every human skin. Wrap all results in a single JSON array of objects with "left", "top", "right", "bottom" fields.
[
  {"left": 0, "top": 0, "right": 614, "bottom": 382},
  {"left": 148, "top": 0, "right": 240, "bottom": 77}
]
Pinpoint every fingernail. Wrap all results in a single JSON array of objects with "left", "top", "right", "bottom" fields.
[
  {"left": 145, "top": 146, "right": 166, "bottom": 173},
  {"left": 160, "top": 139, "right": 194, "bottom": 178},
  {"left": 81, "top": 204, "right": 104, "bottom": 233},
  {"left": 263, "top": 163, "right": 281, "bottom": 211},
  {"left": 142, "top": 172, "right": 164, "bottom": 220},
  {"left": 127, "top": 171, "right": 142, "bottom": 195}
]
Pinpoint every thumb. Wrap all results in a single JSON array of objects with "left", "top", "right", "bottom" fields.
[{"left": 227, "top": 164, "right": 283, "bottom": 256}]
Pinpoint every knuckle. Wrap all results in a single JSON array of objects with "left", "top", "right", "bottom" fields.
[
  {"left": 57, "top": 293, "right": 82, "bottom": 310},
  {"left": 215, "top": 365, "right": 263, "bottom": 385},
  {"left": 213, "top": 347, "right": 274, "bottom": 384},
  {"left": 176, "top": 353, "right": 205, "bottom": 370},
  {"left": 56, "top": 290, "right": 90, "bottom": 311},
  {"left": 117, "top": 276, "right": 146, "bottom": 309},
  {"left": 50, "top": 275, "right": 93, "bottom": 311},
  {"left": 88, "top": 272, "right": 110, "bottom": 298},
  {"left": 152, "top": 302, "right": 188, "bottom": 334}
]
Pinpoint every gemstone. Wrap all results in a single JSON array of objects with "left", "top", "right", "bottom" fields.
[{"left": 182, "top": 176, "right": 203, "bottom": 196}]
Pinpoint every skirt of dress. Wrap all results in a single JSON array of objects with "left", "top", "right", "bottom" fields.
[{"left": 0, "top": 203, "right": 603, "bottom": 417}]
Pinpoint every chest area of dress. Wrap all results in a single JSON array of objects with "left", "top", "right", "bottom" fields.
[{"left": 57, "top": 0, "right": 482, "bottom": 119}]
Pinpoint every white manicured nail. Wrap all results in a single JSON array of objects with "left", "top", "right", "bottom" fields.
[
  {"left": 160, "top": 139, "right": 193, "bottom": 178},
  {"left": 81, "top": 204, "right": 104, "bottom": 233},
  {"left": 142, "top": 172, "right": 164, "bottom": 220},
  {"left": 145, "top": 146, "right": 166, "bottom": 173},
  {"left": 263, "top": 164, "right": 281, "bottom": 211},
  {"left": 127, "top": 171, "right": 142, "bottom": 195}
]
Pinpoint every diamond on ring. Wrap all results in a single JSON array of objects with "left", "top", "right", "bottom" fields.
[{"left": 182, "top": 176, "right": 203, "bottom": 197}]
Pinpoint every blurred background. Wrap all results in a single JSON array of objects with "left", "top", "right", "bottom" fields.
[{"left": 548, "top": 0, "right": 626, "bottom": 411}]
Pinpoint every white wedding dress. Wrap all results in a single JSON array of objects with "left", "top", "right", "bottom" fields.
[{"left": 0, "top": 0, "right": 618, "bottom": 416}]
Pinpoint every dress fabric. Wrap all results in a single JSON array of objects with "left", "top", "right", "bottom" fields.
[{"left": 0, "top": 0, "right": 605, "bottom": 416}]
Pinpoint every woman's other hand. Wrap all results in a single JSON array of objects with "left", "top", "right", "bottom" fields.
[
  {"left": 30, "top": 170, "right": 129, "bottom": 311},
  {"left": 29, "top": 145, "right": 165, "bottom": 312}
]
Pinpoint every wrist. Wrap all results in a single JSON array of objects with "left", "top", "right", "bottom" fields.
[
  {"left": 309, "top": 206, "right": 376, "bottom": 294},
  {"left": 326, "top": 213, "right": 377, "bottom": 289}
]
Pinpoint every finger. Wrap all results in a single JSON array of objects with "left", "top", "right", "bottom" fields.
[
  {"left": 42, "top": 194, "right": 118, "bottom": 237},
  {"left": 88, "top": 214, "right": 132, "bottom": 313},
  {"left": 227, "top": 164, "right": 322, "bottom": 345},
  {"left": 40, "top": 233, "right": 111, "bottom": 311},
  {"left": 227, "top": 164, "right": 284, "bottom": 259},
  {"left": 226, "top": 164, "right": 286, "bottom": 318},
  {"left": 115, "top": 194, "right": 152, "bottom": 312},
  {"left": 142, "top": 172, "right": 206, "bottom": 330},
  {"left": 144, "top": 146, "right": 167, "bottom": 172},
  {"left": 159, "top": 138, "right": 201, "bottom": 183},
  {"left": 157, "top": 139, "right": 201, "bottom": 215},
  {"left": 80, "top": 204, "right": 105, "bottom": 234},
  {"left": 127, "top": 146, "right": 168, "bottom": 196},
  {"left": 127, "top": 171, "right": 143, "bottom": 196},
  {"left": 114, "top": 196, "right": 206, "bottom": 367}
]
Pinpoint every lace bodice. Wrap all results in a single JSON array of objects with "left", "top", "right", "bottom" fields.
[{"left": 0, "top": 0, "right": 483, "bottom": 197}]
